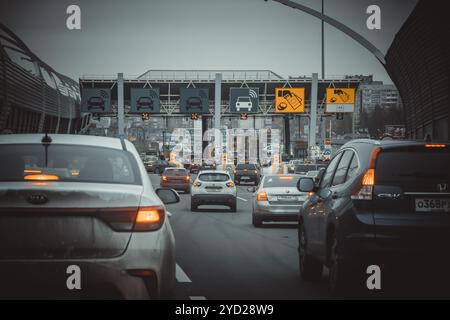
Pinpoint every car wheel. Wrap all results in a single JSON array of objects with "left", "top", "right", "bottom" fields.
[
  {"left": 190, "top": 200, "right": 197, "bottom": 211},
  {"left": 328, "top": 232, "right": 353, "bottom": 296},
  {"left": 252, "top": 215, "right": 262, "bottom": 227},
  {"left": 185, "top": 188, "right": 190, "bottom": 194},
  {"left": 154, "top": 168, "right": 160, "bottom": 174},
  {"left": 230, "top": 199, "right": 237, "bottom": 212},
  {"left": 298, "top": 224, "right": 323, "bottom": 281}
]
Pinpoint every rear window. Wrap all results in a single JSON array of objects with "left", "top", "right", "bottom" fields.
[
  {"left": 0, "top": 144, "right": 141, "bottom": 185},
  {"left": 165, "top": 169, "right": 188, "bottom": 176},
  {"left": 236, "top": 164, "right": 257, "bottom": 170},
  {"left": 198, "top": 173, "right": 230, "bottom": 182},
  {"left": 296, "top": 165, "right": 317, "bottom": 173},
  {"left": 376, "top": 149, "right": 450, "bottom": 184},
  {"left": 263, "top": 176, "right": 300, "bottom": 188}
]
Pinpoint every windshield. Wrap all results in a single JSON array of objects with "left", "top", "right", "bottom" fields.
[
  {"left": 263, "top": 175, "right": 300, "bottom": 188},
  {"left": 198, "top": 173, "right": 230, "bottom": 182},
  {"left": 236, "top": 164, "right": 257, "bottom": 170},
  {"left": 376, "top": 149, "right": 450, "bottom": 184},
  {"left": 165, "top": 169, "right": 188, "bottom": 176},
  {"left": 0, "top": 144, "right": 141, "bottom": 185}
]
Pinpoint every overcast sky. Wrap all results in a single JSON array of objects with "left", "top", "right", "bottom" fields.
[{"left": 0, "top": 0, "right": 417, "bottom": 83}]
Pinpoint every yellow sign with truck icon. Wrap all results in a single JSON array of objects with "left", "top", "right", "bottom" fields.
[
  {"left": 275, "top": 88, "right": 305, "bottom": 113},
  {"left": 325, "top": 88, "right": 355, "bottom": 113}
]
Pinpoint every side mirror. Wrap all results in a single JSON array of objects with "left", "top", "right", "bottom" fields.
[
  {"left": 297, "top": 177, "right": 315, "bottom": 192},
  {"left": 247, "top": 186, "right": 256, "bottom": 193},
  {"left": 155, "top": 188, "right": 180, "bottom": 205}
]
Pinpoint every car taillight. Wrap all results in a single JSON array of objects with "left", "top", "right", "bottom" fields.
[
  {"left": 184, "top": 176, "right": 190, "bottom": 181},
  {"left": 98, "top": 206, "right": 164, "bottom": 232},
  {"left": 24, "top": 174, "right": 60, "bottom": 181},
  {"left": 162, "top": 175, "right": 168, "bottom": 182},
  {"left": 193, "top": 181, "right": 202, "bottom": 187},
  {"left": 425, "top": 144, "right": 446, "bottom": 148},
  {"left": 226, "top": 181, "right": 235, "bottom": 188},
  {"left": 351, "top": 147, "right": 380, "bottom": 201},
  {"left": 254, "top": 170, "right": 258, "bottom": 174},
  {"left": 135, "top": 206, "right": 165, "bottom": 231},
  {"left": 257, "top": 192, "right": 268, "bottom": 201}
]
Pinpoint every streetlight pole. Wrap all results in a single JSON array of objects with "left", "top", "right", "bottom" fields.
[
  {"left": 321, "top": 0, "right": 325, "bottom": 80},
  {"left": 264, "top": 0, "right": 386, "bottom": 65}
]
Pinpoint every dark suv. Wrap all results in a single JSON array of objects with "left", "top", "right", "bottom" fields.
[
  {"left": 297, "top": 139, "right": 450, "bottom": 295},
  {"left": 234, "top": 163, "right": 261, "bottom": 185}
]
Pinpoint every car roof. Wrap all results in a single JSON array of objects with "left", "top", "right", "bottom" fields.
[
  {"left": 264, "top": 174, "right": 300, "bottom": 178},
  {"left": 0, "top": 134, "right": 127, "bottom": 150},
  {"left": 198, "top": 170, "right": 229, "bottom": 175},
  {"left": 342, "top": 138, "right": 449, "bottom": 148}
]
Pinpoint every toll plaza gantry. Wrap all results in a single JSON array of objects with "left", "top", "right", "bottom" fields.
[{"left": 79, "top": 70, "right": 364, "bottom": 157}]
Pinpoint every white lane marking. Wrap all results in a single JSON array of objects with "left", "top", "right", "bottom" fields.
[
  {"left": 190, "top": 296, "right": 207, "bottom": 300},
  {"left": 176, "top": 264, "right": 192, "bottom": 283},
  {"left": 237, "top": 197, "right": 248, "bottom": 202}
]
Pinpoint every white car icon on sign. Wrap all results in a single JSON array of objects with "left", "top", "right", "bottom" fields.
[{"left": 236, "top": 96, "right": 252, "bottom": 112}]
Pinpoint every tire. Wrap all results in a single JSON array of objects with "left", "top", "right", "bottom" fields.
[
  {"left": 190, "top": 199, "right": 197, "bottom": 211},
  {"left": 230, "top": 199, "right": 237, "bottom": 212},
  {"left": 154, "top": 168, "right": 160, "bottom": 174},
  {"left": 252, "top": 215, "right": 262, "bottom": 227},
  {"left": 327, "top": 232, "right": 353, "bottom": 296},
  {"left": 298, "top": 224, "right": 323, "bottom": 281},
  {"left": 185, "top": 188, "right": 190, "bottom": 194}
]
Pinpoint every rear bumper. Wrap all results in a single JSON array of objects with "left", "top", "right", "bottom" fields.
[
  {"left": 253, "top": 202, "right": 301, "bottom": 221},
  {"left": 160, "top": 182, "right": 190, "bottom": 190},
  {"left": 341, "top": 231, "right": 450, "bottom": 266},
  {"left": 235, "top": 175, "right": 259, "bottom": 183},
  {"left": 0, "top": 227, "right": 175, "bottom": 299},
  {"left": 192, "top": 194, "right": 236, "bottom": 206}
]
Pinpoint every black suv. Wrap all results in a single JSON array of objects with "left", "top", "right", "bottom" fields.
[
  {"left": 234, "top": 163, "right": 261, "bottom": 185},
  {"left": 297, "top": 139, "right": 450, "bottom": 295}
]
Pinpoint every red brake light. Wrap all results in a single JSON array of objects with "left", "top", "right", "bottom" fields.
[
  {"left": 425, "top": 144, "right": 446, "bottom": 148},
  {"left": 98, "top": 206, "right": 165, "bottom": 232},
  {"left": 361, "top": 168, "right": 375, "bottom": 186},
  {"left": 162, "top": 175, "right": 168, "bottom": 182},
  {"left": 257, "top": 192, "right": 268, "bottom": 201},
  {"left": 135, "top": 206, "right": 165, "bottom": 231},
  {"left": 185, "top": 176, "right": 190, "bottom": 181},
  {"left": 351, "top": 147, "right": 380, "bottom": 201},
  {"left": 24, "top": 174, "right": 60, "bottom": 181}
]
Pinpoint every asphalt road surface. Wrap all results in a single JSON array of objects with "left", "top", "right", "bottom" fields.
[{"left": 148, "top": 174, "right": 330, "bottom": 300}]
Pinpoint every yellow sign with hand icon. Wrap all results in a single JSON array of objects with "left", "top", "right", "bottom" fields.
[
  {"left": 275, "top": 88, "right": 305, "bottom": 113},
  {"left": 326, "top": 88, "right": 355, "bottom": 113}
]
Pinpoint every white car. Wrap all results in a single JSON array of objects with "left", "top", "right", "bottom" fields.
[
  {"left": 0, "top": 134, "right": 178, "bottom": 299},
  {"left": 191, "top": 170, "right": 237, "bottom": 212},
  {"left": 236, "top": 96, "right": 252, "bottom": 112}
]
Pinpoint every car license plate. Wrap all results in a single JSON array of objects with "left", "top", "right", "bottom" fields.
[
  {"left": 415, "top": 198, "right": 450, "bottom": 212},
  {"left": 241, "top": 176, "right": 250, "bottom": 180},
  {"left": 277, "top": 196, "right": 297, "bottom": 201}
]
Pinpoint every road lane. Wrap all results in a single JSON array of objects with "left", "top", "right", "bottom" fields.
[{"left": 150, "top": 173, "right": 329, "bottom": 299}]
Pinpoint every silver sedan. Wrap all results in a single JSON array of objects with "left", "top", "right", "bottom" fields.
[
  {"left": 0, "top": 134, "right": 178, "bottom": 299},
  {"left": 249, "top": 174, "right": 308, "bottom": 227}
]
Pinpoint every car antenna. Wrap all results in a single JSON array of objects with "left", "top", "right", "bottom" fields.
[{"left": 41, "top": 132, "right": 52, "bottom": 167}]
